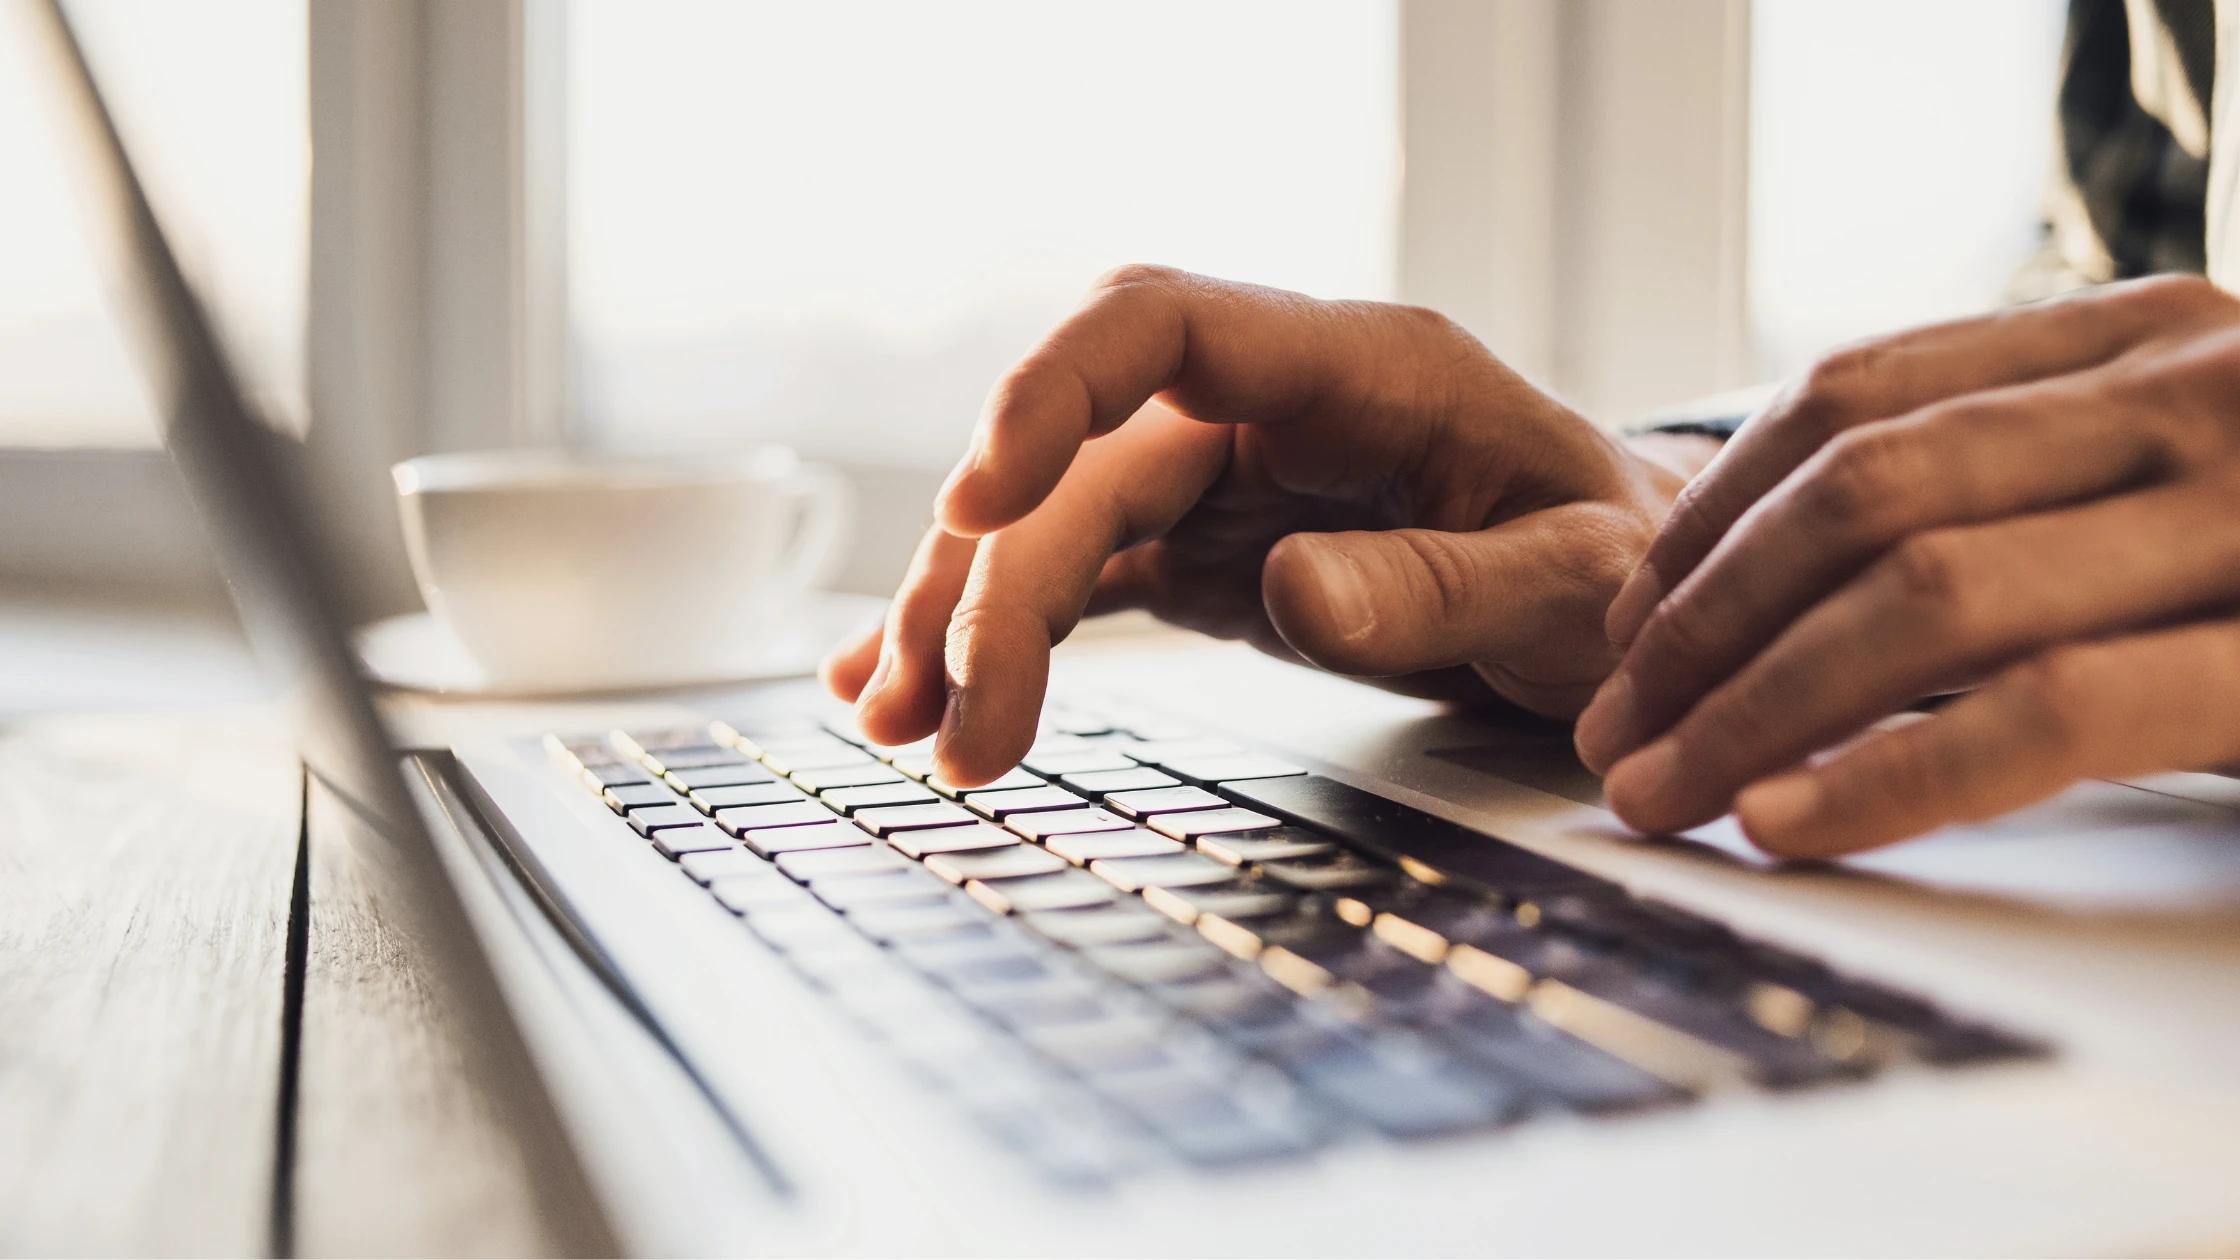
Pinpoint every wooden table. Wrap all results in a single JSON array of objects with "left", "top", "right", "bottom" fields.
[{"left": 0, "top": 591, "right": 551, "bottom": 1256}]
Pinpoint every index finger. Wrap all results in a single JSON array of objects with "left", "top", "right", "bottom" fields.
[
  {"left": 1601, "top": 276, "right": 2218, "bottom": 648},
  {"left": 934, "top": 264, "right": 1483, "bottom": 538}
]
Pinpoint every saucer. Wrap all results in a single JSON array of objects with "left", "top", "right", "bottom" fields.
[{"left": 354, "top": 591, "right": 886, "bottom": 697}]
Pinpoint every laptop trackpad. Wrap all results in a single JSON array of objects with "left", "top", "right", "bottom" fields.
[{"left": 1676, "top": 778, "right": 2240, "bottom": 913}]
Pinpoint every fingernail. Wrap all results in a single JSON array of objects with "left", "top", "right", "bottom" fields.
[
  {"left": 930, "top": 685, "right": 970, "bottom": 776},
  {"left": 1303, "top": 542, "right": 1377, "bottom": 643},
  {"left": 1736, "top": 773, "right": 1820, "bottom": 848},
  {"left": 860, "top": 646, "right": 896, "bottom": 705},
  {"left": 1605, "top": 565, "right": 1665, "bottom": 647},
  {"left": 1573, "top": 671, "right": 1639, "bottom": 773},
  {"left": 1601, "top": 737, "right": 1682, "bottom": 830}
]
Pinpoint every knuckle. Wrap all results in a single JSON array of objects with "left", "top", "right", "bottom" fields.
[
  {"left": 1798, "top": 425, "right": 1910, "bottom": 530},
  {"left": 1643, "top": 581, "right": 1729, "bottom": 667},
  {"left": 1397, "top": 530, "right": 1477, "bottom": 626},
  {"left": 1880, "top": 531, "right": 1980, "bottom": 623},
  {"left": 2120, "top": 271, "right": 2224, "bottom": 318},
  {"left": 2003, "top": 646, "right": 2112, "bottom": 757},
  {"left": 1092, "top": 262, "right": 1183, "bottom": 293},
  {"left": 1789, "top": 341, "right": 1887, "bottom": 437}
]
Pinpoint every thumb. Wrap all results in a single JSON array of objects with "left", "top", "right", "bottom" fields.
[{"left": 1261, "top": 506, "right": 1639, "bottom": 711}]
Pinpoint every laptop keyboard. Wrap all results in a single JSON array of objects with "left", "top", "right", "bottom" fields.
[{"left": 541, "top": 701, "right": 2044, "bottom": 1181}]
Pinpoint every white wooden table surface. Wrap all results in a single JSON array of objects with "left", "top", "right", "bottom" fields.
[{"left": 0, "top": 589, "right": 548, "bottom": 1256}]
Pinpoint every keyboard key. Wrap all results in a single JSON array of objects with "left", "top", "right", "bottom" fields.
[
  {"left": 1020, "top": 751, "right": 1139, "bottom": 777},
  {"left": 711, "top": 800, "right": 836, "bottom": 834},
  {"left": 1523, "top": 979, "right": 1753, "bottom": 1092},
  {"left": 1224, "top": 775, "right": 1612, "bottom": 897},
  {"left": 926, "top": 845, "right": 1070, "bottom": 884},
  {"left": 760, "top": 746, "right": 875, "bottom": 775},
  {"left": 688, "top": 782, "right": 806, "bottom": 814},
  {"left": 1006, "top": 807, "right": 1133, "bottom": 841},
  {"left": 1045, "top": 831, "right": 1186, "bottom": 865},
  {"left": 1102, "top": 786, "right": 1229, "bottom": 819},
  {"left": 739, "top": 821, "right": 869, "bottom": 859},
  {"left": 1119, "top": 1084, "right": 1314, "bottom": 1166},
  {"left": 963, "top": 785, "right": 1088, "bottom": 819},
  {"left": 1077, "top": 940, "right": 1232, "bottom": 986},
  {"left": 884, "top": 822, "right": 1020, "bottom": 859},
  {"left": 898, "top": 937, "right": 1055, "bottom": 985},
  {"left": 790, "top": 763, "right": 908, "bottom": 793},
  {"left": 813, "top": 871, "right": 955, "bottom": 913},
  {"left": 1256, "top": 853, "right": 1397, "bottom": 892},
  {"left": 1139, "top": 883, "right": 1297, "bottom": 926},
  {"left": 584, "top": 763, "right": 652, "bottom": 788},
  {"left": 1162, "top": 754, "right": 1306, "bottom": 785},
  {"left": 644, "top": 746, "right": 756, "bottom": 774},
  {"left": 1289, "top": 1042, "right": 1518, "bottom": 1138},
  {"left": 1059, "top": 766, "right": 1179, "bottom": 798},
  {"left": 966, "top": 870, "right": 1121, "bottom": 914},
  {"left": 1196, "top": 829, "right": 1336, "bottom": 866},
  {"left": 666, "top": 763, "right": 777, "bottom": 791},
  {"left": 708, "top": 875, "right": 814, "bottom": 915},
  {"left": 956, "top": 979, "right": 1113, "bottom": 1029},
  {"left": 678, "top": 848, "right": 773, "bottom": 885},
  {"left": 1019, "top": 904, "right": 1178, "bottom": 948},
  {"left": 854, "top": 802, "right": 980, "bottom": 837},
  {"left": 1146, "top": 807, "right": 1282, "bottom": 841},
  {"left": 890, "top": 754, "right": 938, "bottom": 781},
  {"left": 862, "top": 735, "right": 937, "bottom": 763},
  {"left": 1115, "top": 738, "right": 1244, "bottom": 765},
  {"left": 845, "top": 901, "right": 993, "bottom": 946},
  {"left": 1041, "top": 706, "right": 1114, "bottom": 736},
  {"left": 626, "top": 804, "right": 703, "bottom": 836},
  {"left": 928, "top": 767, "right": 1045, "bottom": 798},
  {"left": 603, "top": 783, "right": 676, "bottom": 814},
  {"left": 1026, "top": 732, "right": 1096, "bottom": 757},
  {"left": 820, "top": 782, "right": 940, "bottom": 814},
  {"left": 1089, "top": 852, "right": 1237, "bottom": 892},
  {"left": 1019, "top": 1019, "right": 1174, "bottom": 1075},
  {"left": 652, "top": 826, "right": 732, "bottom": 859},
  {"left": 746, "top": 906, "right": 867, "bottom": 952},
  {"left": 777, "top": 845, "right": 912, "bottom": 882}
]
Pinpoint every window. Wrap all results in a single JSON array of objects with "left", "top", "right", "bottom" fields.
[
  {"left": 0, "top": 0, "right": 307, "bottom": 449},
  {"left": 1747, "top": 0, "right": 2069, "bottom": 380},
  {"left": 567, "top": 0, "right": 1399, "bottom": 467}
]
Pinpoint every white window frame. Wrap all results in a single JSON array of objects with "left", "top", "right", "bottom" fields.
[
  {"left": 1399, "top": 0, "right": 1752, "bottom": 423},
  {"left": 4, "top": 0, "right": 1749, "bottom": 603},
  {"left": 0, "top": 0, "right": 566, "bottom": 615}
]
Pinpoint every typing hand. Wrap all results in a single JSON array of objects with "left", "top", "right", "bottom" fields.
[
  {"left": 821, "top": 266, "right": 1692, "bottom": 785},
  {"left": 1574, "top": 275, "right": 2240, "bottom": 856}
]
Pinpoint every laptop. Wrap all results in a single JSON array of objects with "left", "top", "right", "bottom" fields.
[{"left": 38, "top": 3, "right": 2240, "bottom": 1252}]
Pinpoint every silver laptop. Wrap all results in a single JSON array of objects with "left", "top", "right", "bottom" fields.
[{"left": 41, "top": 3, "right": 2240, "bottom": 1252}]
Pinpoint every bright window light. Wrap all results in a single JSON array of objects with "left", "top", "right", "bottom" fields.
[
  {"left": 0, "top": 0, "right": 306, "bottom": 448},
  {"left": 1749, "top": 0, "right": 2069, "bottom": 381},
  {"left": 568, "top": 0, "right": 1400, "bottom": 467}
]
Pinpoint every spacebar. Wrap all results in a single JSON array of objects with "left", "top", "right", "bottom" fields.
[{"left": 1219, "top": 775, "right": 1613, "bottom": 898}]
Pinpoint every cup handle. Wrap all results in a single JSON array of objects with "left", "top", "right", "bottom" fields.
[{"left": 776, "top": 463, "right": 853, "bottom": 593}]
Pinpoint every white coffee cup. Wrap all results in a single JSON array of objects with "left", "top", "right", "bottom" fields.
[{"left": 392, "top": 448, "right": 851, "bottom": 688}]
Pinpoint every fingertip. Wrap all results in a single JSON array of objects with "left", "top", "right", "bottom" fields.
[
  {"left": 819, "top": 623, "right": 884, "bottom": 702},
  {"left": 1734, "top": 772, "right": 1830, "bottom": 857},
  {"left": 1604, "top": 564, "right": 1664, "bottom": 647},
  {"left": 1262, "top": 533, "right": 1379, "bottom": 671},
  {"left": 1572, "top": 671, "right": 1638, "bottom": 774},
  {"left": 1600, "top": 739, "right": 1721, "bottom": 835}
]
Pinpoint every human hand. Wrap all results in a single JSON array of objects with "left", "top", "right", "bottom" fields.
[
  {"left": 821, "top": 266, "right": 1692, "bottom": 785},
  {"left": 1573, "top": 275, "right": 2240, "bottom": 857}
]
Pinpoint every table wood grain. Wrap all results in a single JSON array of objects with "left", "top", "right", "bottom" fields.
[
  {"left": 291, "top": 781, "right": 554, "bottom": 1257},
  {"left": 0, "top": 707, "right": 299, "bottom": 1256}
]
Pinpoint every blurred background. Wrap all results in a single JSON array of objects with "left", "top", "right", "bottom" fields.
[{"left": 0, "top": 0, "right": 2066, "bottom": 642}]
